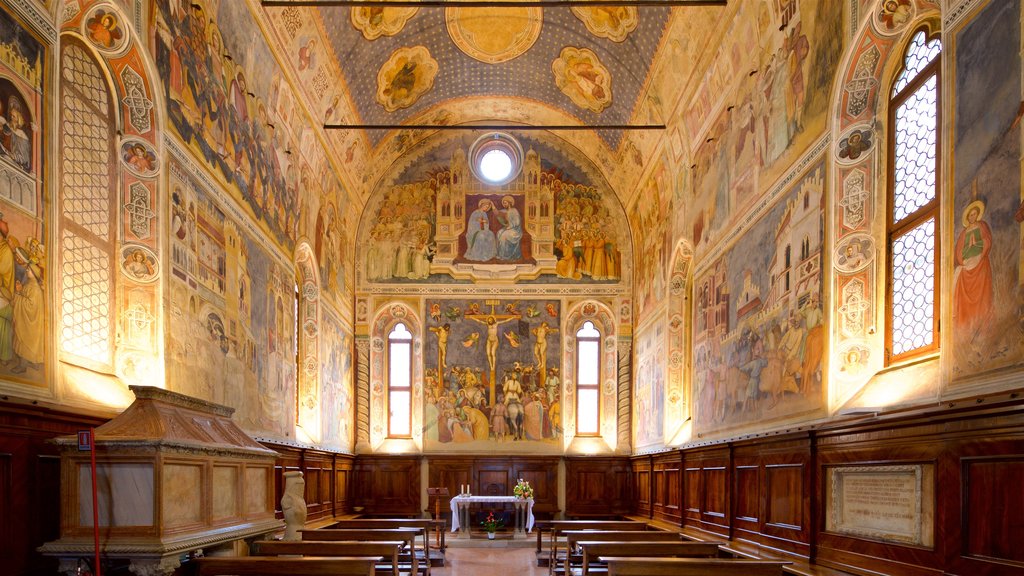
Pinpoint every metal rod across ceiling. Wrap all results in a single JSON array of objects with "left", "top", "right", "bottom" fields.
[
  {"left": 323, "top": 124, "right": 666, "bottom": 130},
  {"left": 264, "top": 1, "right": 725, "bottom": 7}
]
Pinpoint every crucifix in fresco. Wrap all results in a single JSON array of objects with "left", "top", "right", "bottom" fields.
[{"left": 466, "top": 299, "right": 520, "bottom": 403}]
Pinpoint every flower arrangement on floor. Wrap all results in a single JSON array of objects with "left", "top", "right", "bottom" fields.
[
  {"left": 513, "top": 478, "right": 534, "bottom": 500},
  {"left": 481, "top": 511, "right": 503, "bottom": 535}
]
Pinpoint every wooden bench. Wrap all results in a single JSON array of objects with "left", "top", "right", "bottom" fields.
[
  {"left": 326, "top": 519, "right": 437, "bottom": 567},
  {"left": 577, "top": 541, "right": 723, "bottom": 576},
  {"left": 193, "top": 556, "right": 379, "bottom": 576},
  {"left": 252, "top": 540, "right": 404, "bottom": 576},
  {"left": 600, "top": 557, "right": 790, "bottom": 576},
  {"left": 302, "top": 528, "right": 424, "bottom": 576},
  {"left": 559, "top": 531, "right": 688, "bottom": 576},
  {"left": 545, "top": 521, "right": 652, "bottom": 572}
]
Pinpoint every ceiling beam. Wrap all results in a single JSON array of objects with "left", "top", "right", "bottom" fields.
[
  {"left": 323, "top": 123, "right": 666, "bottom": 130},
  {"left": 264, "top": 0, "right": 725, "bottom": 7}
]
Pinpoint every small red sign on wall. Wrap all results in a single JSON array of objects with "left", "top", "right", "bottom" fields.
[{"left": 77, "top": 430, "right": 92, "bottom": 451}]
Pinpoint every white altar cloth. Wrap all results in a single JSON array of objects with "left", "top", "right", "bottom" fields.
[{"left": 450, "top": 495, "right": 535, "bottom": 533}]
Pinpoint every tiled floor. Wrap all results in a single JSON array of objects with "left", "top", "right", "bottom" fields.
[{"left": 432, "top": 547, "right": 547, "bottom": 576}]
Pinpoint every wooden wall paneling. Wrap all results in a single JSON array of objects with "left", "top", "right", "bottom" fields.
[
  {"left": 333, "top": 454, "right": 354, "bottom": 515},
  {"left": 352, "top": 455, "right": 421, "bottom": 516},
  {"left": 630, "top": 456, "right": 651, "bottom": 517},
  {"left": 0, "top": 403, "right": 107, "bottom": 576},
  {"left": 733, "top": 436, "right": 812, "bottom": 557},
  {"left": 268, "top": 445, "right": 302, "bottom": 518},
  {"left": 565, "top": 456, "right": 632, "bottom": 518},
  {"left": 476, "top": 458, "right": 511, "bottom": 496},
  {"left": 302, "top": 451, "right": 331, "bottom": 520},
  {"left": 425, "top": 456, "right": 472, "bottom": 516},
  {"left": 651, "top": 452, "right": 682, "bottom": 525},
  {"left": 687, "top": 447, "right": 730, "bottom": 537},
  {"left": 511, "top": 457, "right": 560, "bottom": 516},
  {"left": 683, "top": 457, "right": 701, "bottom": 523}
]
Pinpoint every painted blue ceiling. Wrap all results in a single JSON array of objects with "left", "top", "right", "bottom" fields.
[{"left": 318, "top": 6, "right": 671, "bottom": 148}]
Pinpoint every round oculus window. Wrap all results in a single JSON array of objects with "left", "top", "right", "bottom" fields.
[{"left": 469, "top": 132, "right": 523, "bottom": 186}]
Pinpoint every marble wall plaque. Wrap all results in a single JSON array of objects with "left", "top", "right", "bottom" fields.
[{"left": 826, "top": 464, "right": 934, "bottom": 546}]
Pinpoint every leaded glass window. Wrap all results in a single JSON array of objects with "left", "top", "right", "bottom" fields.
[
  {"left": 59, "top": 40, "right": 116, "bottom": 366},
  {"left": 576, "top": 321, "right": 600, "bottom": 436},
  {"left": 387, "top": 322, "right": 412, "bottom": 437},
  {"left": 887, "top": 28, "right": 941, "bottom": 362}
]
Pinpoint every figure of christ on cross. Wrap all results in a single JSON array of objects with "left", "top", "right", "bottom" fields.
[{"left": 466, "top": 301, "right": 521, "bottom": 404}]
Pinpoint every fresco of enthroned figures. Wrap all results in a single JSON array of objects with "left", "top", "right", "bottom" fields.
[
  {"left": 423, "top": 299, "right": 561, "bottom": 450},
  {"left": 359, "top": 135, "right": 629, "bottom": 286}
]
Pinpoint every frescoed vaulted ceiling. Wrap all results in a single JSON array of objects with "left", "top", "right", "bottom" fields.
[{"left": 315, "top": 6, "right": 672, "bottom": 148}]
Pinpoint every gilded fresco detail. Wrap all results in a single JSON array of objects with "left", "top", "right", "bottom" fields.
[
  {"left": 376, "top": 46, "right": 438, "bottom": 112},
  {"left": 350, "top": 7, "right": 418, "bottom": 40},
  {"left": 423, "top": 298, "right": 561, "bottom": 450},
  {"left": 446, "top": 7, "right": 542, "bottom": 64},
  {"left": 692, "top": 161, "right": 825, "bottom": 435},
  {"left": 571, "top": 6, "right": 638, "bottom": 42},
  {"left": 552, "top": 47, "right": 612, "bottom": 114}
]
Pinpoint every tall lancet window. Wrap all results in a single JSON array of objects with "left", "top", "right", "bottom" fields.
[
  {"left": 887, "top": 28, "right": 941, "bottom": 363},
  {"left": 575, "top": 321, "right": 600, "bottom": 436},
  {"left": 387, "top": 322, "right": 413, "bottom": 438},
  {"left": 59, "top": 40, "right": 116, "bottom": 366}
]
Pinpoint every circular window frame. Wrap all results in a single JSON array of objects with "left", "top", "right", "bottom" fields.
[{"left": 469, "top": 132, "right": 523, "bottom": 186}]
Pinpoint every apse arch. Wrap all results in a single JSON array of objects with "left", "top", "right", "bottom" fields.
[{"left": 827, "top": 0, "right": 941, "bottom": 408}]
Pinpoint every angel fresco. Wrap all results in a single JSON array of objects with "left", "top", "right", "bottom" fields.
[
  {"left": 552, "top": 47, "right": 612, "bottom": 113},
  {"left": 376, "top": 46, "right": 438, "bottom": 112}
]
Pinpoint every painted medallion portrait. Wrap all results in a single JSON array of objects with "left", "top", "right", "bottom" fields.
[
  {"left": 350, "top": 7, "right": 418, "bottom": 40},
  {"left": 83, "top": 6, "right": 127, "bottom": 53},
  {"left": 376, "top": 46, "right": 438, "bottom": 112},
  {"left": 551, "top": 47, "right": 612, "bottom": 113},
  {"left": 120, "top": 244, "right": 159, "bottom": 283},
  {"left": 120, "top": 138, "right": 159, "bottom": 178},
  {"left": 571, "top": 6, "right": 638, "bottom": 42}
]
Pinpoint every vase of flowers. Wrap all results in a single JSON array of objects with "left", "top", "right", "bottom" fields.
[
  {"left": 481, "top": 511, "right": 502, "bottom": 538},
  {"left": 513, "top": 478, "right": 534, "bottom": 500}
]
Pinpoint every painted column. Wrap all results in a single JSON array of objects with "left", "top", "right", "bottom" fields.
[{"left": 355, "top": 336, "right": 371, "bottom": 452}]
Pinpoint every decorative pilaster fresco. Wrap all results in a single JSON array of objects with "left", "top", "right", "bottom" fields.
[
  {"left": 357, "top": 133, "right": 629, "bottom": 287},
  {"left": 692, "top": 160, "right": 825, "bottom": 436},
  {"left": 166, "top": 156, "right": 296, "bottom": 439},
  {"left": 950, "top": 0, "right": 1024, "bottom": 382},
  {"left": 423, "top": 298, "right": 561, "bottom": 451},
  {"left": 0, "top": 7, "right": 43, "bottom": 386}
]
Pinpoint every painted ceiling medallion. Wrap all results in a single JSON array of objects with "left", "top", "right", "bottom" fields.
[
  {"left": 445, "top": 7, "right": 542, "bottom": 64},
  {"left": 376, "top": 46, "right": 438, "bottom": 112},
  {"left": 552, "top": 46, "right": 612, "bottom": 113},
  {"left": 571, "top": 6, "right": 639, "bottom": 43},
  {"left": 350, "top": 7, "right": 418, "bottom": 40}
]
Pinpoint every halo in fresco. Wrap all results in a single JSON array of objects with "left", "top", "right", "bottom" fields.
[
  {"left": 376, "top": 46, "right": 438, "bottom": 112},
  {"left": 445, "top": 7, "right": 542, "bottom": 64},
  {"left": 120, "top": 244, "right": 159, "bottom": 284},
  {"left": 874, "top": 0, "right": 915, "bottom": 35},
  {"left": 350, "top": 7, "right": 418, "bottom": 40},
  {"left": 82, "top": 4, "right": 128, "bottom": 54},
  {"left": 571, "top": 6, "right": 638, "bottom": 42},
  {"left": 552, "top": 47, "right": 612, "bottom": 113}
]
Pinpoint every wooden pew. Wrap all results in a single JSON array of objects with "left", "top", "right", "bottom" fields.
[
  {"left": 326, "top": 519, "right": 434, "bottom": 566},
  {"left": 193, "top": 556, "right": 378, "bottom": 576},
  {"left": 560, "top": 532, "right": 689, "bottom": 576},
  {"left": 302, "top": 528, "right": 423, "bottom": 576},
  {"left": 600, "top": 557, "right": 790, "bottom": 576},
  {"left": 577, "top": 541, "right": 723, "bottom": 576},
  {"left": 546, "top": 521, "right": 652, "bottom": 572},
  {"left": 251, "top": 540, "right": 404, "bottom": 576}
]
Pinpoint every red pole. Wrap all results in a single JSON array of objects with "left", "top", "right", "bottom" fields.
[{"left": 90, "top": 427, "right": 101, "bottom": 576}]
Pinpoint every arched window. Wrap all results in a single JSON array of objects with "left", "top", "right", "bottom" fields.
[
  {"left": 887, "top": 29, "right": 941, "bottom": 363},
  {"left": 387, "top": 322, "right": 413, "bottom": 438},
  {"left": 59, "top": 39, "right": 116, "bottom": 366},
  {"left": 575, "top": 321, "right": 600, "bottom": 436}
]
